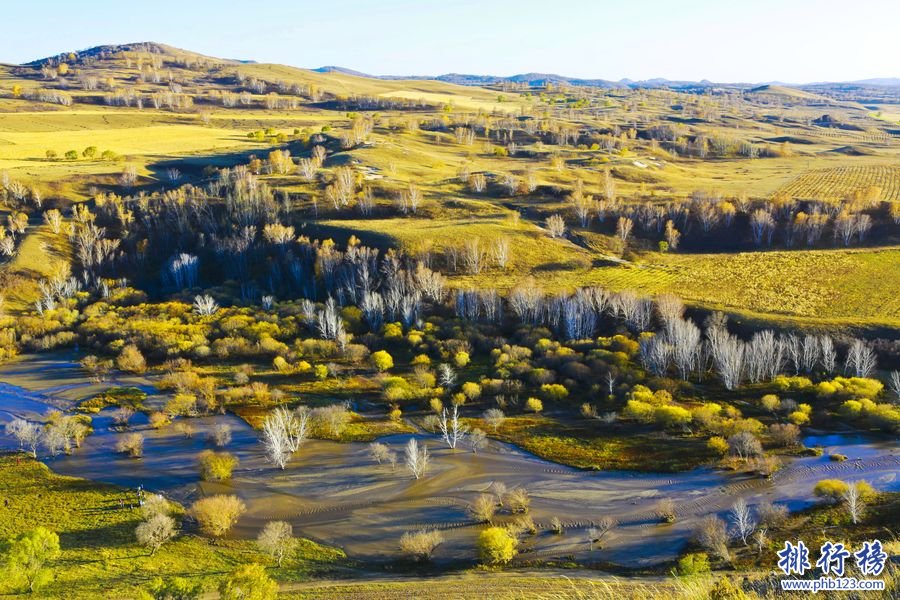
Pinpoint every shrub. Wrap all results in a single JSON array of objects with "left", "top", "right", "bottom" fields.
[
  {"left": 623, "top": 399, "right": 654, "bottom": 424},
  {"left": 760, "top": 394, "right": 780, "bottom": 412},
  {"left": 788, "top": 411, "right": 809, "bottom": 426},
  {"left": 461, "top": 381, "right": 482, "bottom": 401},
  {"left": 399, "top": 529, "right": 444, "bottom": 562},
  {"left": 371, "top": 350, "right": 394, "bottom": 372},
  {"left": 814, "top": 479, "right": 849, "bottom": 501},
  {"left": 116, "top": 344, "right": 147, "bottom": 374},
  {"left": 478, "top": 527, "right": 518, "bottom": 565},
  {"left": 524, "top": 397, "right": 543, "bottom": 413},
  {"left": 218, "top": 563, "right": 277, "bottom": 600},
  {"left": 541, "top": 383, "right": 568, "bottom": 401},
  {"left": 468, "top": 494, "right": 497, "bottom": 523},
  {"left": 773, "top": 375, "right": 814, "bottom": 392},
  {"left": 654, "top": 405, "right": 692, "bottom": 428},
  {"left": 816, "top": 377, "right": 883, "bottom": 399},
  {"left": 676, "top": 552, "right": 711, "bottom": 576},
  {"left": 116, "top": 432, "right": 144, "bottom": 458},
  {"left": 505, "top": 487, "right": 530, "bottom": 513},
  {"left": 757, "top": 501, "right": 788, "bottom": 529},
  {"left": 707, "top": 436, "right": 729, "bottom": 456},
  {"left": 198, "top": 450, "right": 239, "bottom": 481},
  {"left": 148, "top": 411, "right": 170, "bottom": 429},
  {"left": 191, "top": 495, "right": 246, "bottom": 537},
  {"left": 148, "top": 577, "right": 203, "bottom": 600}
]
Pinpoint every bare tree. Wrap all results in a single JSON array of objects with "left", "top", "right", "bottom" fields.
[
  {"left": 843, "top": 485, "right": 864, "bottom": 524},
  {"left": 136, "top": 514, "right": 177, "bottom": 556},
  {"left": 546, "top": 214, "right": 566, "bottom": 238},
  {"left": 616, "top": 216, "right": 634, "bottom": 243},
  {"left": 844, "top": 339, "right": 876, "bottom": 378},
  {"left": 750, "top": 208, "right": 775, "bottom": 246},
  {"left": 470, "top": 172, "right": 486, "bottom": 193},
  {"left": 890, "top": 371, "right": 900, "bottom": 402},
  {"left": 440, "top": 404, "right": 469, "bottom": 450},
  {"left": 369, "top": 442, "right": 392, "bottom": 465},
  {"left": 728, "top": 432, "right": 762, "bottom": 461},
  {"left": 462, "top": 238, "right": 484, "bottom": 274},
  {"left": 482, "top": 408, "right": 505, "bottom": 433},
  {"left": 469, "top": 428, "right": 487, "bottom": 454},
  {"left": 729, "top": 499, "right": 755, "bottom": 544},
  {"left": 695, "top": 515, "right": 730, "bottom": 560},
  {"left": 262, "top": 407, "right": 310, "bottom": 469},
  {"left": 492, "top": 237, "right": 511, "bottom": 269},
  {"left": 193, "top": 294, "right": 219, "bottom": 316},
  {"left": 257, "top": 521, "right": 297, "bottom": 567},
  {"left": 6, "top": 419, "right": 42, "bottom": 458},
  {"left": 405, "top": 438, "right": 429, "bottom": 479}
]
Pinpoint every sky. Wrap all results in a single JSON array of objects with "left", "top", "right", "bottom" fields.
[{"left": 2, "top": 0, "right": 898, "bottom": 83}]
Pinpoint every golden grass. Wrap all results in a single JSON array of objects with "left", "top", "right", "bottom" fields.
[{"left": 778, "top": 165, "right": 900, "bottom": 201}]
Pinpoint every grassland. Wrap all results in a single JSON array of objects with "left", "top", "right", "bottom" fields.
[
  {"left": 778, "top": 165, "right": 900, "bottom": 202},
  {"left": 3, "top": 43, "right": 900, "bottom": 329},
  {"left": 0, "top": 454, "right": 346, "bottom": 598},
  {"left": 466, "top": 415, "right": 715, "bottom": 472}
]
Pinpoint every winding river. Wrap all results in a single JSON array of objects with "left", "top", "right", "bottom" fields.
[{"left": 1, "top": 354, "right": 897, "bottom": 566}]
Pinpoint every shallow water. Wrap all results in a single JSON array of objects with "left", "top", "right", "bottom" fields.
[{"left": 1, "top": 357, "right": 897, "bottom": 566}]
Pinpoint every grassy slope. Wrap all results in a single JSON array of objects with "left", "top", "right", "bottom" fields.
[{"left": 2, "top": 46, "right": 900, "bottom": 332}]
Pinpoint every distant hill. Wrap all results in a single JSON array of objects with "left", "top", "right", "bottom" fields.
[{"left": 17, "top": 42, "right": 900, "bottom": 92}]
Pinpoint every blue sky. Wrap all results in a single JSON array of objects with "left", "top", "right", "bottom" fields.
[{"left": 2, "top": 0, "right": 897, "bottom": 82}]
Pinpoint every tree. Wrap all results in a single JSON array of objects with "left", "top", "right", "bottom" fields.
[
  {"left": 694, "top": 515, "right": 730, "bottom": 560},
  {"left": 399, "top": 529, "right": 444, "bottom": 562},
  {"left": 368, "top": 442, "right": 397, "bottom": 468},
  {"left": 5, "top": 527, "right": 61, "bottom": 593},
  {"left": 482, "top": 408, "right": 505, "bottom": 433},
  {"left": 257, "top": 521, "right": 297, "bottom": 568},
  {"left": 6, "top": 418, "right": 42, "bottom": 458},
  {"left": 261, "top": 406, "right": 309, "bottom": 469},
  {"left": 845, "top": 339, "right": 876, "bottom": 378},
  {"left": 616, "top": 216, "right": 634, "bottom": 243},
  {"left": 843, "top": 484, "right": 865, "bottom": 524},
  {"left": 198, "top": 450, "right": 239, "bottom": 481},
  {"left": 218, "top": 563, "right": 277, "bottom": 600},
  {"left": 729, "top": 499, "right": 755, "bottom": 544},
  {"left": 404, "top": 438, "right": 429, "bottom": 479},
  {"left": 469, "top": 428, "right": 487, "bottom": 453},
  {"left": 191, "top": 495, "right": 246, "bottom": 537},
  {"left": 546, "top": 214, "right": 566, "bottom": 238},
  {"left": 438, "top": 404, "right": 468, "bottom": 450},
  {"left": 136, "top": 514, "right": 177, "bottom": 556},
  {"left": 371, "top": 350, "right": 393, "bottom": 372},
  {"left": 727, "top": 432, "right": 762, "bottom": 461},
  {"left": 478, "top": 527, "right": 517, "bottom": 565}
]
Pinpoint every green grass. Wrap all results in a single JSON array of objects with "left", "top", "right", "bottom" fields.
[
  {"left": 471, "top": 416, "right": 714, "bottom": 472},
  {"left": 0, "top": 454, "right": 346, "bottom": 598}
]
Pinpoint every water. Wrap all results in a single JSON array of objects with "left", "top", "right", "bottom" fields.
[{"left": 1, "top": 360, "right": 897, "bottom": 566}]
